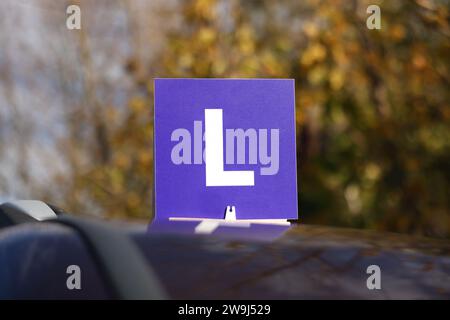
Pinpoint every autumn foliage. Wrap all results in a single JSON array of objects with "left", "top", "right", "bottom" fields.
[{"left": 54, "top": 0, "right": 449, "bottom": 237}]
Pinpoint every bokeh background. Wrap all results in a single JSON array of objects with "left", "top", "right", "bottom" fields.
[{"left": 0, "top": 0, "right": 448, "bottom": 238}]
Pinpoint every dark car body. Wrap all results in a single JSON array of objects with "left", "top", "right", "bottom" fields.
[{"left": 1, "top": 217, "right": 449, "bottom": 299}]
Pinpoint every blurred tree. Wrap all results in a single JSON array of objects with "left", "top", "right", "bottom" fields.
[
  {"left": 149, "top": 0, "right": 450, "bottom": 237},
  {"left": 47, "top": 0, "right": 450, "bottom": 236}
]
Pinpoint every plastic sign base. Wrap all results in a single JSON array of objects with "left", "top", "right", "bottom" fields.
[{"left": 169, "top": 206, "right": 290, "bottom": 235}]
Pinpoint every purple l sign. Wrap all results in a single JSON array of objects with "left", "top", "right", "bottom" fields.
[{"left": 154, "top": 79, "right": 298, "bottom": 220}]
